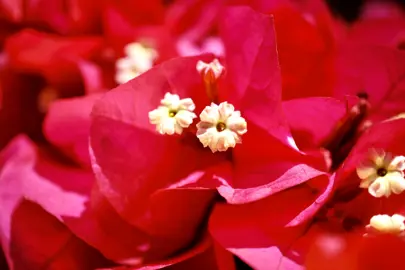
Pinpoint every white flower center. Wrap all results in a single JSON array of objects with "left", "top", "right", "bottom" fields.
[
  {"left": 149, "top": 93, "right": 197, "bottom": 135},
  {"left": 115, "top": 42, "right": 158, "bottom": 84},
  {"left": 357, "top": 149, "right": 405, "bottom": 198},
  {"left": 196, "top": 102, "right": 247, "bottom": 152},
  {"left": 366, "top": 214, "right": 405, "bottom": 235}
]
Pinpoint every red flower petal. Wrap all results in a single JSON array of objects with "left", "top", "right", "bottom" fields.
[
  {"left": 44, "top": 94, "right": 103, "bottom": 168},
  {"left": 23, "top": 0, "right": 102, "bottom": 35},
  {"left": 0, "top": 136, "right": 180, "bottom": 264},
  {"left": 98, "top": 236, "right": 235, "bottom": 270},
  {"left": 334, "top": 46, "right": 405, "bottom": 122},
  {"left": 165, "top": 0, "right": 223, "bottom": 42},
  {"left": 283, "top": 97, "right": 347, "bottom": 150},
  {"left": 90, "top": 55, "right": 225, "bottom": 259},
  {"left": 210, "top": 173, "right": 334, "bottom": 269},
  {"left": 219, "top": 6, "right": 290, "bottom": 145},
  {"left": 0, "top": 0, "right": 22, "bottom": 22},
  {"left": 5, "top": 29, "right": 103, "bottom": 84},
  {"left": 272, "top": 2, "right": 336, "bottom": 100},
  {"left": 0, "top": 136, "right": 110, "bottom": 269},
  {"left": 347, "top": 1, "right": 405, "bottom": 48}
]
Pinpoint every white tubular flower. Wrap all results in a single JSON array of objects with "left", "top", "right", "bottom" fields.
[
  {"left": 149, "top": 93, "right": 197, "bottom": 135},
  {"left": 196, "top": 102, "right": 247, "bottom": 152},
  {"left": 357, "top": 149, "right": 405, "bottom": 198},
  {"left": 115, "top": 42, "right": 158, "bottom": 84},
  {"left": 196, "top": 59, "right": 225, "bottom": 83},
  {"left": 366, "top": 214, "right": 405, "bottom": 235}
]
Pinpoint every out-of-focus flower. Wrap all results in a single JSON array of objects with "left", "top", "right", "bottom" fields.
[
  {"left": 0, "top": 29, "right": 103, "bottom": 150},
  {"left": 345, "top": 0, "right": 405, "bottom": 48},
  {"left": 89, "top": 5, "right": 330, "bottom": 267},
  {"left": 165, "top": 0, "right": 225, "bottom": 57},
  {"left": 0, "top": 0, "right": 102, "bottom": 35}
]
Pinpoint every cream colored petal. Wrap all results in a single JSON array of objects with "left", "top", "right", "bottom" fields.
[
  {"left": 387, "top": 172, "right": 405, "bottom": 194},
  {"left": 368, "top": 177, "right": 390, "bottom": 198},
  {"left": 389, "top": 155, "right": 405, "bottom": 171},
  {"left": 357, "top": 166, "right": 377, "bottom": 180}
]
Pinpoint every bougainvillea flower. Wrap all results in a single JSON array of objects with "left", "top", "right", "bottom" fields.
[
  {"left": 102, "top": 0, "right": 176, "bottom": 86},
  {"left": 90, "top": 6, "right": 332, "bottom": 265},
  {"left": 209, "top": 90, "right": 405, "bottom": 268},
  {"left": 0, "top": 135, "right": 236, "bottom": 269}
]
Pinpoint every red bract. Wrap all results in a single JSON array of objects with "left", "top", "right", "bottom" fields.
[
  {"left": 209, "top": 88, "right": 405, "bottom": 268},
  {"left": 209, "top": 111, "right": 401, "bottom": 268},
  {"left": 0, "top": 29, "right": 103, "bottom": 150},
  {"left": 4, "top": 29, "right": 103, "bottom": 86},
  {"left": 98, "top": 236, "right": 235, "bottom": 270},
  {"left": 90, "top": 6, "right": 331, "bottom": 265},
  {"left": 102, "top": 0, "right": 176, "bottom": 62},
  {"left": 43, "top": 94, "right": 103, "bottom": 168},
  {"left": 0, "top": 135, "right": 235, "bottom": 269},
  {"left": 334, "top": 46, "right": 405, "bottom": 123},
  {"left": 346, "top": 1, "right": 405, "bottom": 48},
  {"left": 0, "top": 136, "right": 111, "bottom": 269},
  {"left": 0, "top": 0, "right": 102, "bottom": 35},
  {"left": 264, "top": 0, "right": 341, "bottom": 100}
]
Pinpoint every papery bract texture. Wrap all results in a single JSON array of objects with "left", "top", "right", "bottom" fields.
[{"left": 0, "top": 136, "right": 111, "bottom": 269}]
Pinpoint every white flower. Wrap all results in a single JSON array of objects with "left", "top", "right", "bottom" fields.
[
  {"left": 149, "top": 93, "right": 197, "bottom": 135},
  {"left": 366, "top": 214, "right": 405, "bottom": 235},
  {"left": 357, "top": 149, "right": 405, "bottom": 198},
  {"left": 196, "top": 102, "right": 247, "bottom": 152},
  {"left": 196, "top": 59, "right": 225, "bottom": 83},
  {"left": 115, "top": 42, "right": 158, "bottom": 84}
]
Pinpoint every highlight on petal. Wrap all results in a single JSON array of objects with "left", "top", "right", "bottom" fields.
[
  {"left": 357, "top": 149, "right": 405, "bottom": 197},
  {"left": 366, "top": 214, "right": 405, "bottom": 236},
  {"left": 149, "top": 92, "right": 197, "bottom": 135},
  {"left": 197, "top": 102, "right": 247, "bottom": 152},
  {"left": 115, "top": 42, "right": 158, "bottom": 84}
]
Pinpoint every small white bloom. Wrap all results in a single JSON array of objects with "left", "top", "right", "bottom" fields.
[
  {"left": 366, "top": 214, "right": 405, "bottom": 235},
  {"left": 196, "top": 59, "right": 225, "bottom": 83},
  {"left": 149, "top": 93, "right": 197, "bottom": 135},
  {"left": 196, "top": 102, "right": 247, "bottom": 152},
  {"left": 357, "top": 149, "right": 405, "bottom": 198},
  {"left": 115, "top": 42, "right": 158, "bottom": 84}
]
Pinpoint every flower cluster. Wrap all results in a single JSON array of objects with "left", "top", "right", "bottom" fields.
[{"left": 0, "top": 0, "right": 405, "bottom": 270}]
